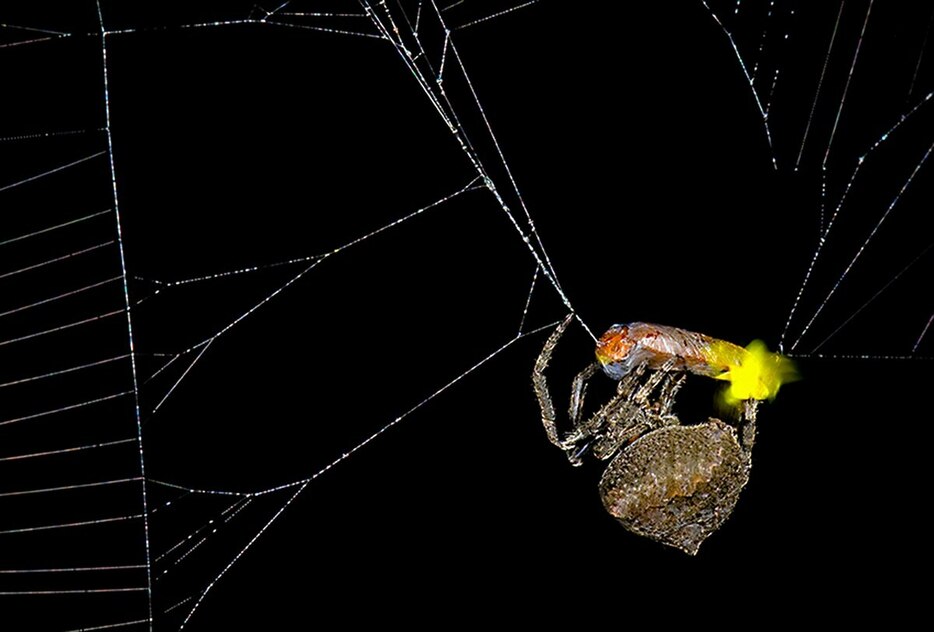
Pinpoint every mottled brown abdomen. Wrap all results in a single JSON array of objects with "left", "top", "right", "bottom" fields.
[{"left": 598, "top": 420, "right": 750, "bottom": 555}]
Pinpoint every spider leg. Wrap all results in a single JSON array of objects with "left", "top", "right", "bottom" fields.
[
  {"left": 613, "top": 361, "right": 648, "bottom": 401},
  {"left": 632, "top": 358, "right": 678, "bottom": 405},
  {"left": 739, "top": 399, "right": 759, "bottom": 450},
  {"left": 532, "top": 314, "right": 574, "bottom": 449},
  {"left": 563, "top": 386, "right": 630, "bottom": 464},
  {"left": 551, "top": 361, "right": 604, "bottom": 464},
  {"left": 655, "top": 372, "right": 687, "bottom": 419},
  {"left": 561, "top": 362, "right": 613, "bottom": 462},
  {"left": 569, "top": 362, "right": 601, "bottom": 428}
]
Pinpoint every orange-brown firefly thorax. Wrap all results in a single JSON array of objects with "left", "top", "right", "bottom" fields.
[{"left": 595, "top": 323, "right": 746, "bottom": 381}]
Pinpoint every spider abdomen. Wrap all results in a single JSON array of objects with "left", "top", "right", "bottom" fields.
[{"left": 598, "top": 420, "right": 750, "bottom": 555}]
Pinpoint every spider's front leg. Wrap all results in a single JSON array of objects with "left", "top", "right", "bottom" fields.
[
  {"left": 560, "top": 360, "right": 609, "bottom": 465},
  {"left": 532, "top": 314, "right": 575, "bottom": 450},
  {"left": 568, "top": 361, "right": 601, "bottom": 431},
  {"left": 532, "top": 314, "right": 619, "bottom": 465}
]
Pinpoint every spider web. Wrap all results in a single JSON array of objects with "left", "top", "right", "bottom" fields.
[{"left": 1, "top": 0, "right": 931, "bottom": 628}]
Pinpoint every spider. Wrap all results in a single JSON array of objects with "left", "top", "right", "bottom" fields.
[{"left": 532, "top": 314, "right": 769, "bottom": 555}]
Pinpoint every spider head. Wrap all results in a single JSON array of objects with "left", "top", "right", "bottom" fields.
[{"left": 595, "top": 324, "right": 637, "bottom": 380}]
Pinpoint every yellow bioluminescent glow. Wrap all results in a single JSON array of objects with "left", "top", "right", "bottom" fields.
[{"left": 710, "top": 339, "right": 799, "bottom": 406}]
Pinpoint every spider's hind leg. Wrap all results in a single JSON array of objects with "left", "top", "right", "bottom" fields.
[
  {"left": 739, "top": 399, "right": 759, "bottom": 450},
  {"left": 569, "top": 362, "right": 601, "bottom": 429}
]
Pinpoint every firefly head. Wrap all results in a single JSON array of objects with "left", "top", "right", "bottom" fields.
[{"left": 595, "top": 324, "right": 638, "bottom": 380}]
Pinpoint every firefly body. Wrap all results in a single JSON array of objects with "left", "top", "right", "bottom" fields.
[
  {"left": 595, "top": 322, "right": 746, "bottom": 380},
  {"left": 596, "top": 322, "right": 796, "bottom": 405}
]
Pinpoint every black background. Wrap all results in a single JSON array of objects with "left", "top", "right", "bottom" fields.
[{"left": 1, "top": 1, "right": 932, "bottom": 629}]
